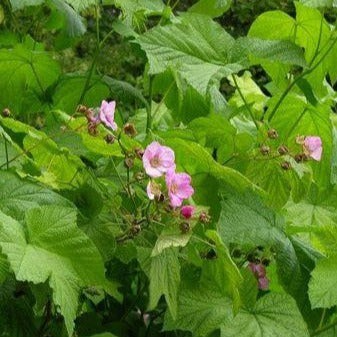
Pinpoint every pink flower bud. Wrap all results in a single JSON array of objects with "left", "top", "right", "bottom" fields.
[{"left": 181, "top": 205, "right": 195, "bottom": 219}]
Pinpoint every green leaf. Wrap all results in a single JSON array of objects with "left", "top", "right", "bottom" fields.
[
  {"left": 189, "top": 0, "right": 232, "bottom": 18},
  {"left": 299, "top": 0, "right": 336, "bottom": 7},
  {"left": 53, "top": 75, "right": 110, "bottom": 114},
  {"left": 203, "top": 231, "right": 242, "bottom": 311},
  {"left": 0, "top": 206, "right": 107, "bottom": 336},
  {"left": 218, "top": 190, "right": 304, "bottom": 299},
  {"left": 10, "top": 0, "right": 44, "bottom": 9},
  {"left": 0, "top": 116, "right": 85, "bottom": 189},
  {"left": 285, "top": 186, "right": 337, "bottom": 228},
  {"left": 149, "top": 247, "right": 180, "bottom": 319},
  {"left": 0, "top": 254, "right": 9, "bottom": 283},
  {"left": 0, "top": 278, "right": 37, "bottom": 336},
  {"left": 221, "top": 293, "right": 309, "bottom": 337},
  {"left": 0, "top": 170, "right": 72, "bottom": 220},
  {"left": 137, "top": 14, "right": 242, "bottom": 95},
  {"left": 10, "top": 0, "right": 96, "bottom": 10},
  {"left": 164, "top": 282, "right": 233, "bottom": 337},
  {"left": 50, "top": 0, "right": 86, "bottom": 37},
  {"left": 309, "top": 256, "right": 337, "bottom": 309},
  {"left": 152, "top": 227, "right": 191, "bottom": 257},
  {"left": 0, "top": 45, "right": 61, "bottom": 115},
  {"left": 107, "top": 0, "right": 165, "bottom": 26},
  {"left": 236, "top": 37, "right": 307, "bottom": 67}
]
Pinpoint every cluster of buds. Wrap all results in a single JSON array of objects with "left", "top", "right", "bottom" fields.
[{"left": 259, "top": 128, "right": 322, "bottom": 171}]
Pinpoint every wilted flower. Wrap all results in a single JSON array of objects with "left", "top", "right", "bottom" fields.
[
  {"left": 304, "top": 136, "right": 322, "bottom": 161},
  {"left": 146, "top": 181, "right": 161, "bottom": 200},
  {"left": 166, "top": 169, "right": 194, "bottom": 208},
  {"left": 99, "top": 100, "right": 117, "bottom": 131},
  {"left": 248, "top": 262, "right": 269, "bottom": 290},
  {"left": 181, "top": 205, "right": 195, "bottom": 219},
  {"left": 142, "top": 142, "right": 175, "bottom": 178}
]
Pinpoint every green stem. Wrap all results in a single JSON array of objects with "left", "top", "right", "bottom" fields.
[
  {"left": 146, "top": 75, "right": 153, "bottom": 134},
  {"left": 311, "top": 319, "right": 337, "bottom": 336},
  {"left": 3, "top": 135, "right": 9, "bottom": 170},
  {"left": 231, "top": 74, "right": 259, "bottom": 130},
  {"left": 284, "top": 108, "right": 308, "bottom": 142}
]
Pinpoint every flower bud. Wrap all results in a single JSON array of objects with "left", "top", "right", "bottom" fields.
[
  {"left": 281, "top": 161, "right": 291, "bottom": 170},
  {"left": 199, "top": 211, "right": 211, "bottom": 223},
  {"left": 131, "top": 224, "right": 141, "bottom": 235},
  {"left": 180, "top": 222, "right": 190, "bottom": 234},
  {"left": 294, "top": 153, "right": 308, "bottom": 163},
  {"left": 124, "top": 156, "right": 134, "bottom": 169},
  {"left": 104, "top": 134, "right": 115, "bottom": 144},
  {"left": 262, "top": 258, "right": 271, "bottom": 266},
  {"left": 135, "top": 148, "right": 145, "bottom": 159},
  {"left": 2, "top": 108, "right": 11, "bottom": 118},
  {"left": 181, "top": 205, "right": 195, "bottom": 219},
  {"left": 277, "top": 145, "right": 288, "bottom": 155},
  {"left": 155, "top": 193, "right": 165, "bottom": 203},
  {"left": 123, "top": 123, "right": 137, "bottom": 137},
  {"left": 134, "top": 171, "right": 144, "bottom": 181},
  {"left": 260, "top": 145, "right": 270, "bottom": 155},
  {"left": 232, "top": 249, "right": 242, "bottom": 258},
  {"left": 88, "top": 122, "right": 99, "bottom": 136},
  {"left": 77, "top": 104, "right": 87, "bottom": 113},
  {"left": 267, "top": 129, "right": 278, "bottom": 139}
]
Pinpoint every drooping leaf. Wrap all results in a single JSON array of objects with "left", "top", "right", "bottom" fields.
[{"left": 149, "top": 247, "right": 180, "bottom": 319}]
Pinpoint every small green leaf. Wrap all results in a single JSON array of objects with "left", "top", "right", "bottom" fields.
[{"left": 309, "top": 256, "right": 337, "bottom": 309}]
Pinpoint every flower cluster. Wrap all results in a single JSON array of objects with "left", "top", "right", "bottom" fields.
[{"left": 143, "top": 141, "right": 194, "bottom": 207}]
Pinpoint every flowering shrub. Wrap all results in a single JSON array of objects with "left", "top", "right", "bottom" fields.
[{"left": 0, "top": 1, "right": 336, "bottom": 337}]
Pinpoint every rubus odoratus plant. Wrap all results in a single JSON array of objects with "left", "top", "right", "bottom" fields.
[{"left": 0, "top": 0, "right": 336, "bottom": 336}]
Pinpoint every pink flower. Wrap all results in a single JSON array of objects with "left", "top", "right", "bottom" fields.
[
  {"left": 248, "top": 263, "right": 269, "bottom": 290},
  {"left": 304, "top": 136, "right": 322, "bottom": 161},
  {"left": 142, "top": 142, "right": 175, "bottom": 178},
  {"left": 166, "top": 169, "right": 194, "bottom": 208},
  {"left": 99, "top": 100, "right": 117, "bottom": 131},
  {"left": 181, "top": 205, "right": 195, "bottom": 219}
]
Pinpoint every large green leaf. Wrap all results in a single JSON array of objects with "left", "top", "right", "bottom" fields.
[
  {"left": 149, "top": 247, "right": 180, "bottom": 319},
  {"left": 218, "top": 190, "right": 304, "bottom": 299},
  {"left": 0, "top": 206, "right": 107, "bottom": 336},
  {"left": 164, "top": 283, "right": 233, "bottom": 337},
  {"left": 0, "top": 170, "right": 72, "bottom": 220},
  {"left": 0, "top": 45, "right": 61, "bottom": 114},
  {"left": 221, "top": 293, "right": 309, "bottom": 337},
  {"left": 137, "top": 14, "right": 242, "bottom": 95}
]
